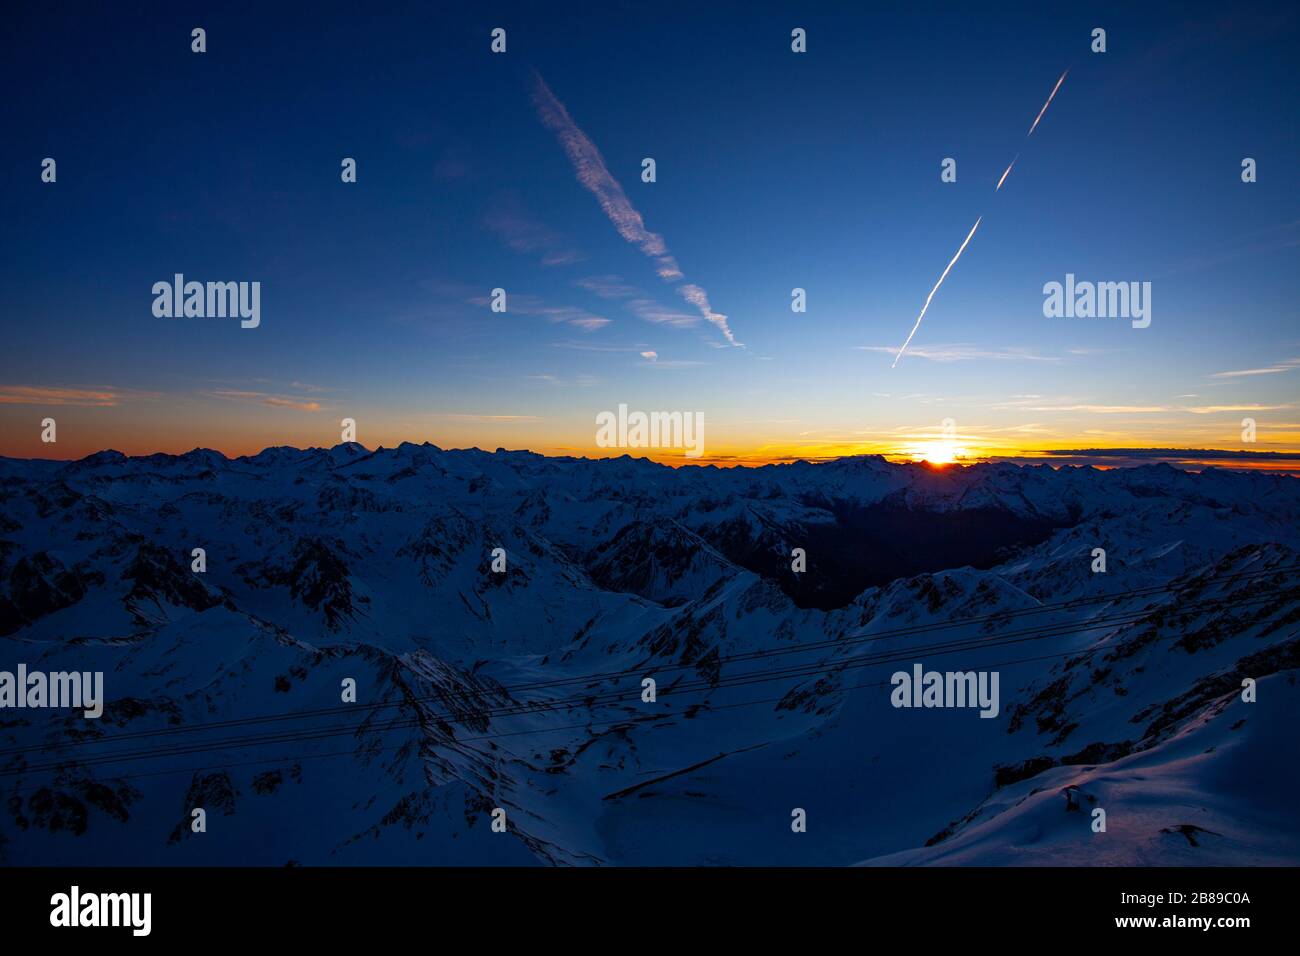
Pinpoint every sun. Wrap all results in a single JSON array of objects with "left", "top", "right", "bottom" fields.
[{"left": 906, "top": 439, "right": 969, "bottom": 466}]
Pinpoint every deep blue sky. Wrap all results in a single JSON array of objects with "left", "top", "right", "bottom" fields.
[{"left": 2, "top": 1, "right": 1297, "bottom": 461}]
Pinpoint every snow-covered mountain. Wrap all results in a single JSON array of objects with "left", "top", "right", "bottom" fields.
[{"left": 1, "top": 444, "right": 1296, "bottom": 865}]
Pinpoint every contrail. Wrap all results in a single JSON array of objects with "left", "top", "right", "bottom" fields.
[
  {"left": 892, "top": 217, "right": 982, "bottom": 368},
  {"left": 1027, "top": 69, "right": 1068, "bottom": 137},
  {"left": 531, "top": 71, "right": 740, "bottom": 345},
  {"left": 892, "top": 69, "right": 1068, "bottom": 366},
  {"left": 995, "top": 154, "right": 1018, "bottom": 192}
]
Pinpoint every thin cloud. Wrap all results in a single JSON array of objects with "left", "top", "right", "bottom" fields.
[
  {"left": 531, "top": 75, "right": 674, "bottom": 264},
  {"left": 625, "top": 297, "right": 698, "bottom": 329},
  {"left": 566, "top": 315, "right": 612, "bottom": 331},
  {"left": 434, "top": 413, "right": 542, "bottom": 423},
  {"left": 647, "top": 359, "right": 708, "bottom": 369},
  {"left": 552, "top": 340, "right": 649, "bottom": 353},
  {"left": 1160, "top": 219, "right": 1300, "bottom": 277},
  {"left": 636, "top": 349, "right": 708, "bottom": 369},
  {"left": 858, "top": 344, "right": 1059, "bottom": 363},
  {"left": 1210, "top": 358, "right": 1300, "bottom": 379},
  {"left": 574, "top": 275, "right": 640, "bottom": 299},
  {"left": 483, "top": 201, "right": 583, "bottom": 267},
  {"left": 527, "top": 374, "right": 600, "bottom": 387},
  {"left": 469, "top": 292, "right": 611, "bottom": 332},
  {"left": 676, "top": 284, "right": 736, "bottom": 345},
  {"left": 1042, "top": 447, "right": 1299, "bottom": 460},
  {"left": 1183, "top": 403, "right": 1291, "bottom": 414},
  {"left": 1029, "top": 404, "right": 1172, "bottom": 413},
  {"left": 0, "top": 385, "right": 122, "bottom": 407},
  {"left": 575, "top": 276, "right": 708, "bottom": 334},
  {"left": 209, "top": 389, "right": 323, "bottom": 412},
  {"left": 1009, "top": 401, "right": 1292, "bottom": 415},
  {"left": 531, "top": 72, "right": 739, "bottom": 346}
]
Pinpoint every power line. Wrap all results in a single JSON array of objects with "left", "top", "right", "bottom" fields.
[
  {"left": 3, "top": 586, "right": 1284, "bottom": 779},
  {"left": 7, "top": 625, "right": 1291, "bottom": 801},
  {"left": 3, "top": 561, "right": 1290, "bottom": 762},
  {"left": 2, "top": 583, "right": 1285, "bottom": 772}
]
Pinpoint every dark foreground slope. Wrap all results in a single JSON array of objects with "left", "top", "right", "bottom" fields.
[{"left": 0, "top": 446, "right": 1297, "bottom": 865}]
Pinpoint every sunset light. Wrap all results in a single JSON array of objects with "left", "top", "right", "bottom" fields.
[
  {"left": 905, "top": 439, "right": 972, "bottom": 465},
  {"left": 2, "top": 1, "right": 1297, "bottom": 920}
]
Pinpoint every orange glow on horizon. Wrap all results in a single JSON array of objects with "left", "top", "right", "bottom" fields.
[
  {"left": 1, "top": 408, "right": 1299, "bottom": 474},
  {"left": 900, "top": 438, "right": 971, "bottom": 465}
]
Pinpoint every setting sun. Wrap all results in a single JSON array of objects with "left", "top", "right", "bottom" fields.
[{"left": 905, "top": 439, "right": 971, "bottom": 465}]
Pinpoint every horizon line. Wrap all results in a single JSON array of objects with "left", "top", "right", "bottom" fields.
[{"left": 5, "top": 442, "right": 1300, "bottom": 475}]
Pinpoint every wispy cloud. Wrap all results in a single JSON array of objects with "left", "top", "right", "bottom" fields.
[
  {"left": 574, "top": 275, "right": 640, "bottom": 299},
  {"left": 531, "top": 74, "right": 676, "bottom": 265},
  {"left": 0, "top": 385, "right": 137, "bottom": 407},
  {"left": 1066, "top": 347, "right": 1130, "bottom": 357},
  {"left": 625, "top": 297, "right": 699, "bottom": 329},
  {"left": 434, "top": 413, "right": 542, "bottom": 423},
  {"left": 1006, "top": 401, "right": 1292, "bottom": 415},
  {"left": 552, "top": 340, "right": 649, "bottom": 353},
  {"left": 859, "top": 343, "right": 1059, "bottom": 363},
  {"left": 1022, "top": 404, "right": 1164, "bottom": 414},
  {"left": 1183, "top": 403, "right": 1291, "bottom": 414},
  {"left": 676, "top": 284, "right": 735, "bottom": 345},
  {"left": 1042, "top": 447, "right": 1300, "bottom": 460},
  {"left": 1210, "top": 358, "right": 1300, "bottom": 379},
  {"left": 469, "top": 292, "right": 611, "bottom": 332},
  {"left": 1160, "top": 219, "right": 1300, "bottom": 277},
  {"left": 565, "top": 315, "right": 611, "bottom": 331},
  {"left": 483, "top": 200, "right": 583, "bottom": 267},
  {"left": 575, "top": 275, "right": 710, "bottom": 334},
  {"left": 647, "top": 359, "right": 708, "bottom": 370},
  {"left": 209, "top": 389, "right": 324, "bottom": 412},
  {"left": 640, "top": 351, "right": 658, "bottom": 362},
  {"left": 532, "top": 72, "right": 739, "bottom": 346},
  {"left": 527, "top": 374, "right": 600, "bottom": 387}
]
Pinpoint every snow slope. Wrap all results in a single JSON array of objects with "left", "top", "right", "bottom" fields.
[{"left": 0, "top": 446, "right": 1296, "bottom": 865}]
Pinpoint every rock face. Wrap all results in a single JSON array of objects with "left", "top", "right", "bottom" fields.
[
  {"left": 0, "top": 445, "right": 1297, "bottom": 866},
  {"left": 0, "top": 551, "right": 97, "bottom": 635}
]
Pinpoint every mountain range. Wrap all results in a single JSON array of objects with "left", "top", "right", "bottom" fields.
[{"left": 1, "top": 444, "right": 1297, "bottom": 865}]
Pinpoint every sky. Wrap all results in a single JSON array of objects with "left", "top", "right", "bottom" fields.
[{"left": 1, "top": 1, "right": 1297, "bottom": 466}]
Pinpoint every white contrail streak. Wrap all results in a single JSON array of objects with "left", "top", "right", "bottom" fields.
[
  {"left": 890, "top": 68, "right": 1066, "bottom": 366},
  {"left": 892, "top": 217, "right": 983, "bottom": 368},
  {"left": 995, "top": 154, "right": 1018, "bottom": 192},
  {"left": 1027, "top": 70, "right": 1068, "bottom": 137},
  {"left": 531, "top": 71, "right": 740, "bottom": 346}
]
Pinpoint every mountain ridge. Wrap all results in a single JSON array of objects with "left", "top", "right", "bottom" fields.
[{"left": 0, "top": 444, "right": 1296, "bottom": 864}]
